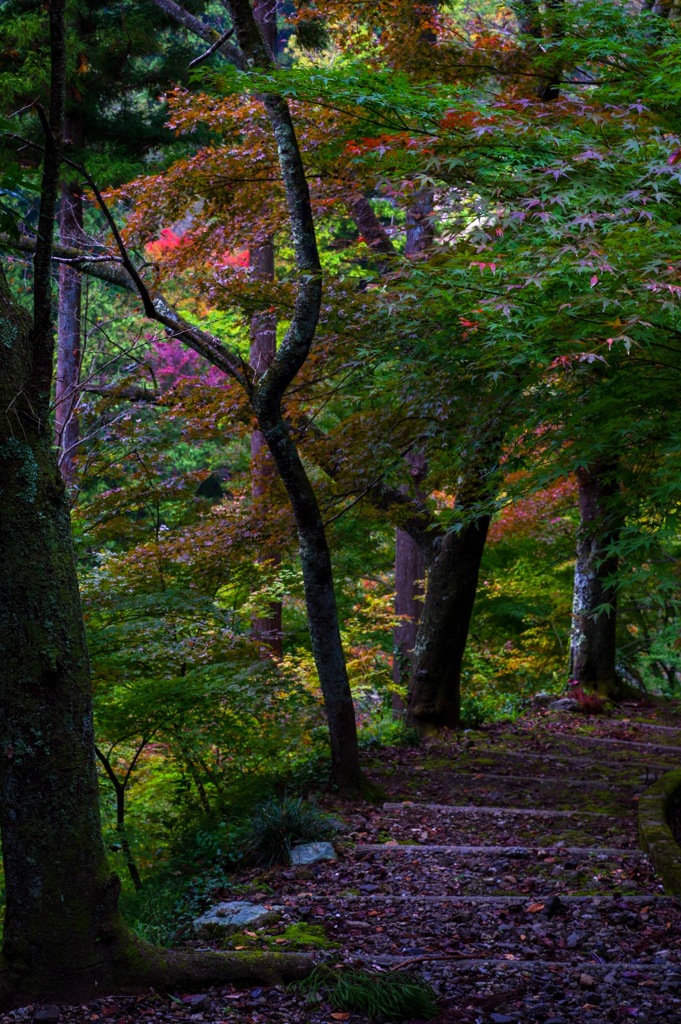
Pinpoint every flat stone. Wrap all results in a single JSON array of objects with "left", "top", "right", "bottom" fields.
[
  {"left": 34, "top": 1010, "right": 61, "bottom": 1024},
  {"left": 193, "top": 901, "right": 282, "bottom": 937},
  {"left": 290, "top": 841, "right": 337, "bottom": 865},
  {"left": 182, "top": 994, "right": 212, "bottom": 1012},
  {"left": 550, "top": 698, "right": 580, "bottom": 711}
]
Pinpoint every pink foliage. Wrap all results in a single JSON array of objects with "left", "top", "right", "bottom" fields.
[{"left": 149, "top": 339, "right": 226, "bottom": 390}]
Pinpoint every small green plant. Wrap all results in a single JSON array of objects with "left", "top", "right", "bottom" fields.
[
  {"left": 293, "top": 966, "right": 438, "bottom": 1021},
  {"left": 358, "top": 711, "right": 422, "bottom": 750},
  {"left": 237, "top": 796, "right": 336, "bottom": 866},
  {"left": 119, "top": 863, "right": 233, "bottom": 946}
]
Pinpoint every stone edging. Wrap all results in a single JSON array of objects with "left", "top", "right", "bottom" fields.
[{"left": 638, "top": 767, "right": 681, "bottom": 894}]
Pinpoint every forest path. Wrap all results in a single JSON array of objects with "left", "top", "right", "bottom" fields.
[{"left": 261, "top": 702, "right": 681, "bottom": 1023}]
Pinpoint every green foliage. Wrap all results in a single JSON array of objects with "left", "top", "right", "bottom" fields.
[
  {"left": 294, "top": 967, "right": 438, "bottom": 1021},
  {"left": 236, "top": 796, "right": 336, "bottom": 867},
  {"left": 358, "top": 711, "right": 422, "bottom": 750},
  {"left": 119, "top": 862, "right": 232, "bottom": 946}
]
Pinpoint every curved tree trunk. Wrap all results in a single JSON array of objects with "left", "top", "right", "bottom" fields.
[
  {"left": 568, "top": 464, "right": 621, "bottom": 697},
  {"left": 226, "top": 0, "right": 362, "bottom": 790},
  {"left": 250, "top": 0, "right": 283, "bottom": 656}
]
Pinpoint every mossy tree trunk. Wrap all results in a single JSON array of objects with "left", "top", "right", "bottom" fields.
[
  {"left": 406, "top": 430, "right": 502, "bottom": 732},
  {"left": 568, "top": 463, "right": 622, "bottom": 697}
]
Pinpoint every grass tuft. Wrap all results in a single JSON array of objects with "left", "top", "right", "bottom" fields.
[
  {"left": 237, "top": 796, "right": 336, "bottom": 866},
  {"left": 293, "top": 965, "right": 438, "bottom": 1021}
]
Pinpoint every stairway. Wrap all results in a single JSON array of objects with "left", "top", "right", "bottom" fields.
[{"left": 256, "top": 707, "right": 681, "bottom": 1022}]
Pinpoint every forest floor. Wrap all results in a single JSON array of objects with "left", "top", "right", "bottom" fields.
[{"left": 6, "top": 700, "right": 681, "bottom": 1024}]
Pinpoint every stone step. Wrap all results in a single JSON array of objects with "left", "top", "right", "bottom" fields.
[
  {"left": 258, "top": 893, "right": 681, "bottom": 968},
  {"left": 383, "top": 802, "right": 626, "bottom": 819},
  {"left": 278, "top": 892, "right": 674, "bottom": 904},
  {"left": 356, "top": 954, "right": 680, "bottom": 970},
  {"left": 449, "top": 747, "right": 670, "bottom": 775},
  {"left": 570, "top": 734, "right": 681, "bottom": 755},
  {"left": 408, "top": 770, "right": 638, "bottom": 789},
  {"left": 511, "top": 729, "right": 681, "bottom": 757},
  {"left": 279, "top": 845, "right": 659, "bottom": 898},
  {"left": 606, "top": 719, "right": 681, "bottom": 735},
  {"left": 366, "top": 802, "right": 637, "bottom": 849},
  {"left": 355, "top": 843, "right": 645, "bottom": 859},
  {"left": 372, "top": 772, "right": 635, "bottom": 813}
]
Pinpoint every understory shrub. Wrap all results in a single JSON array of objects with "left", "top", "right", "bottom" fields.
[{"left": 237, "top": 796, "right": 336, "bottom": 866}]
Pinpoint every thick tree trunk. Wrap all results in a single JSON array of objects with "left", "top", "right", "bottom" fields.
[
  {"left": 568, "top": 464, "right": 621, "bottom": 696},
  {"left": 0, "top": 268, "right": 130, "bottom": 999},
  {"left": 0, "top": 270, "right": 313, "bottom": 1006},
  {"left": 406, "top": 432, "right": 502, "bottom": 732},
  {"left": 406, "top": 515, "right": 491, "bottom": 731}
]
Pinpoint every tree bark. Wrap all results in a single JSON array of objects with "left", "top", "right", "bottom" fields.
[
  {"left": 406, "top": 518, "right": 491, "bottom": 732},
  {"left": 55, "top": 122, "right": 84, "bottom": 486},
  {"left": 567, "top": 464, "right": 622, "bottom": 697},
  {"left": 406, "top": 431, "right": 502, "bottom": 732}
]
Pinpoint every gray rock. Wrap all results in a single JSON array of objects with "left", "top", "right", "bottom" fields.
[
  {"left": 34, "top": 1010, "right": 61, "bottom": 1024},
  {"left": 193, "top": 900, "right": 281, "bottom": 937},
  {"left": 550, "top": 698, "right": 580, "bottom": 712},
  {"left": 290, "top": 841, "right": 337, "bottom": 865},
  {"left": 183, "top": 994, "right": 212, "bottom": 1012}
]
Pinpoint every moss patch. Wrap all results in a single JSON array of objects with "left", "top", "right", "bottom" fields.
[{"left": 638, "top": 768, "right": 681, "bottom": 894}]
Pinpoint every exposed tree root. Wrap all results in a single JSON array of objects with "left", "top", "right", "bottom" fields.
[{"left": 0, "top": 940, "right": 314, "bottom": 1010}]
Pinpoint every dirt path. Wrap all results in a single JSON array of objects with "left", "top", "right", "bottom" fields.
[{"left": 8, "top": 703, "right": 681, "bottom": 1024}]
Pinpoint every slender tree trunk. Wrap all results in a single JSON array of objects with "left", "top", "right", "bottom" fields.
[
  {"left": 55, "top": 125, "right": 84, "bottom": 485},
  {"left": 225, "top": 0, "right": 362, "bottom": 789},
  {"left": 392, "top": 448, "right": 427, "bottom": 713},
  {"left": 250, "top": 245, "right": 283, "bottom": 655},
  {"left": 391, "top": 178, "right": 434, "bottom": 710},
  {"left": 568, "top": 464, "right": 621, "bottom": 696},
  {"left": 392, "top": 516, "right": 425, "bottom": 700},
  {"left": 249, "top": 1, "right": 283, "bottom": 655},
  {"left": 255, "top": 406, "right": 362, "bottom": 788}
]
